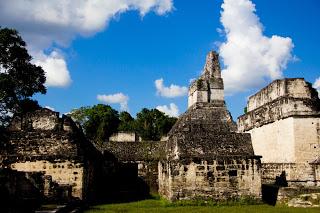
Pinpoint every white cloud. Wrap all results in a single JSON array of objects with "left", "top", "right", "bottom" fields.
[
  {"left": 44, "top": 106, "right": 55, "bottom": 111},
  {"left": 156, "top": 103, "right": 179, "bottom": 117},
  {"left": 155, "top": 78, "right": 188, "bottom": 98},
  {"left": 97, "top": 93, "right": 129, "bottom": 111},
  {"left": 0, "top": 0, "right": 173, "bottom": 49},
  {"left": 218, "top": 0, "right": 294, "bottom": 94},
  {"left": 33, "top": 51, "right": 72, "bottom": 87},
  {"left": 314, "top": 77, "right": 320, "bottom": 89},
  {"left": 0, "top": 0, "right": 173, "bottom": 87},
  {"left": 313, "top": 77, "right": 320, "bottom": 97}
]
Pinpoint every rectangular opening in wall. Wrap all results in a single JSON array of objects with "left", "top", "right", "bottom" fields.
[{"left": 228, "top": 170, "right": 237, "bottom": 177}]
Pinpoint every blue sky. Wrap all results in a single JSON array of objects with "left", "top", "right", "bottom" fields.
[{"left": 1, "top": 0, "right": 319, "bottom": 119}]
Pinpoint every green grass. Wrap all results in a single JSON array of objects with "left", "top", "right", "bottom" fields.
[{"left": 85, "top": 198, "right": 320, "bottom": 213}]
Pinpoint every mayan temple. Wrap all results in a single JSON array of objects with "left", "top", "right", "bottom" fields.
[
  {"left": 238, "top": 78, "right": 320, "bottom": 186},
  {"left": 158, "top": 51, "right": 262, "bottom": 201},
  {"left": 1, "top": 51, "right": 319, "bottom": 211}
]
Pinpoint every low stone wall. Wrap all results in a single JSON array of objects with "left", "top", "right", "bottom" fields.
[
  {"left": 261, "top": 163, "right": 320, "bottom": 187},
  {"left": 277, "top": 187, "right": 320, "bottom": 202},
  {"left": 103, "top": 141, "right": 165, "bottom": 162},
  {"left": 109, "top": 132, "right": 139, "bottom": 142},
  {"left": 158, "top": 157, "right": 261, "bottom": 201}
]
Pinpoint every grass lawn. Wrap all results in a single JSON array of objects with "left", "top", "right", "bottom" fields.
[{"left": 85, "top": 198, "right": 320, "bottom": 213}]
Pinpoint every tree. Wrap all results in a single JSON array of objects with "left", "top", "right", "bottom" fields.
[
  {"left": 118, "top": 111, "right": 135, "bottom": 132},
  {"left": 0, "top": 27, "right": 46, "bottom": 126},
  {"left": 70, "top": 105, "right": 177, "bottom": 142},
  {"left": 68, "top": 106, "right": 90, "bottom": 126},
  {"left": 69, "top": 104, "right": 120, "bottom": 143},
  {"left": 135, "top": 108, "right": 177, "bottom": 141}
]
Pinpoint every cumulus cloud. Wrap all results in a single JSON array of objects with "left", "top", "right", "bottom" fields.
[
  {"left": 313, "top": 77, "right": 320, "bottom": 97},
  {"left": 0, "top": 0, "right": 173, "bottom": 49},
  {"left": 33, "top": 51, "right": 72, "bottom": 87},
  {"left": 218, "top": 0, "right": 294, "bottom": 94},
  {"left": 0, "top": 0, "right": 173, "bottom": 87},
  {"left": 97, "top": 93, "right": 129, "bottom": 111},
  {"left": 156, "top": 103, "right": 179, "bottom": 117},
  {"left": 155, "top": 78, "right": 188, "bottom": 98}
]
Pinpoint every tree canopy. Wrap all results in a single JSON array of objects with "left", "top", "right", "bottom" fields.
[
  {"left": 135, "top": 108, "right": 177, "bottom": 141},
  {"left": 70, "top": 104, "right": 120, "bottom": 143},
  {"left": 70, "top": 105, "right": 177, "bottom": 143},
  {"left": 0, "top": 27, "right": 46, "bottom": 126},
  {"left": 118, "top": 111, "right": 135, "bottom": 132}
]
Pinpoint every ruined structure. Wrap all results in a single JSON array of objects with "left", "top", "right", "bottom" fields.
[
  {"left": 0, "top": 108, "right": 102, "bottom": 202},
  {"left": 103, "top": 141, "right": 165, "bottom": 195},
  {"left": 3, "top": 52, "right": 319, "bottom": 207},
  {"left": 158, "top": 51, "right": 262, "bottom": 201},
  {"left": 238, "top": 78, "right": 320, "bottom": 186}
]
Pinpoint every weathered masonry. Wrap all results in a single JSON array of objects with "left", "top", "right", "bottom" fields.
[
  {"left": 159, "top": 51, "right": 262, "bottom": 201},
  {"left": 103, "top": 140, "right": 166, "bottom": 195},
  {"left": 238, "top": 78, "right": 320, "bottom": 186},
  {"left": 0, "top": 109, "right": 102, "bottom": 201}
]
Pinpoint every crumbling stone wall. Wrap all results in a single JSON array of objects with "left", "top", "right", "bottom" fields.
[
  {"left": 188, "top": 52, "right": 225, "bottom": 108},
  {"left": 10, "top": 160, "right": 84, "bottom": 198},
  {"left": 138, "top": 161, "right": 159, "bottom": 194},
  {"left": 246, "top": 78, "right": 314, "bottom": 112},
  {"left": 238, "top": 78, "right": 320, "bottom": 186},
  {"left": 103, "top": 141, "right": 165, "bottom": 193},
  {"left": 0, "top": 108, "right": 102, "bottom": 201},
  {"left": 159, "top": 158, "right": 261, "bottom": 201}
]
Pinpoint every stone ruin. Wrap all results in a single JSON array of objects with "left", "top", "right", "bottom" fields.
[
  {"left": 158, "top": 51, "right": 262, "bottom": 201},
  {"left": 0, "top": 108, "right": 103, "bottom": 203},
  {"left": 238, "top": 78, "right": 320, "bottom": 203},
  {"left": 238, "top": 78, "right": 320, "bottom": 187},
  {"left": 0, "top": 51, "right": 319, "bottom": 208}
]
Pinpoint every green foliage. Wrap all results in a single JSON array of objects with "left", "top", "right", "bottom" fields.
[
  {"left": 135, "top": 108, "right": 177, "bottom": 141},
  {"left": 69, "top": 104, "right": 120, "bottom": 143},
  {"left": 70, "top": 106, "right": 177, "bottom": 143},
  {"left": 0, "top": 27, "right": 46, "bottom": 126},
  {"left": 118, "top": 111, "right": 135, "bottom": 132},
  {"left": 69, "top": 106, "right": 91, "bottom": 126},
  {"left": 196, "top": 79, "right": 204, "bottom": 89},
  {"left": 244, "top": 107, "right": 248, "bottom": 114}
]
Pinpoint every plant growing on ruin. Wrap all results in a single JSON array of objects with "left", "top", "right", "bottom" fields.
[
  {"left": 196, "top": 79, "right": 204, "bottom": 89},
  {"left": 0, "top": 27, "right": 46, "bottom": 126}
]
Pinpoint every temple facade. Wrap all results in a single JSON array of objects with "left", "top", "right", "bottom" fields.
[
  {"left": 238, "top": 78, "right": 320, "bottom": 186},
  {"left": 158, "top": 51, "right": 262, "bottom": 201}
]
